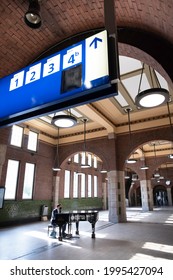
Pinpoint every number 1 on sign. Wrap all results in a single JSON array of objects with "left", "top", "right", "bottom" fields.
[{"left": 9, "top": 71, "right": 25, "bottom": 91}]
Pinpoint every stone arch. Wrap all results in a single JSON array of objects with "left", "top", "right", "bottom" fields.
[
  {"left": 60, "top": 149, "right": 109, "bottom": 172},
  {"left": 118, "top": 126, "right": 172, "bottom": 170},
  {"left": 59, "top": 137, "right": 117, "bottom": 171},
  {"left": 36, "top": 27, "right": 173, "bottom": 86}
]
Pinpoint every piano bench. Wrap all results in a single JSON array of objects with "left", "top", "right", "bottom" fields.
[{"left": 47, "top": 224, "right": 58, "bottom": 235}]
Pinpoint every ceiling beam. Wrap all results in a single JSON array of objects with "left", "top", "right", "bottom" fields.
[{"left": 77, "top": 103, "right": 116, "bottom": 134}]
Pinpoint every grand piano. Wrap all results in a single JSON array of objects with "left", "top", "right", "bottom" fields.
[{"left": 54, "top": 210, "right": 99, "bottom": 241}]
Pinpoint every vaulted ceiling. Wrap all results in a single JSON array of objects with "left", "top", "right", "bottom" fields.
[{"left": 1, "top": 0, "right": 173, "bottom": 159}]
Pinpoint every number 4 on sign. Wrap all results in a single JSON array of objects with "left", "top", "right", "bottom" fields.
[{"left": 63, "top": 45, "right": 82, "bottom": 69}]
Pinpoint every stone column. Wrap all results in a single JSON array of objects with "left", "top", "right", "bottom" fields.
[
  {"left": 140, "top": 179, "right": 153, "bottom": 211},
  {"left": 167, "top": 187, "right": 173, "bottom": 206},
  {"left": 147, "top": 180, "right": 154, "bottom": 210},
  {"left": 107, "top": 170, "right": 126, "bottom": 223},
  {"left": 118, "top": 170, "right": 127, "bottom": 222},
  {"left": 102, "top": 181, "right": 107, "bottom": 210}
]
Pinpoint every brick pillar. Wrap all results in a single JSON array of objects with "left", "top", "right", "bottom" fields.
[
  {"left": 107, "top": 170, "right": 126, "bottom": 223},
  {"left": 0, "top": 144, "right": 7, "bottom": 181}
]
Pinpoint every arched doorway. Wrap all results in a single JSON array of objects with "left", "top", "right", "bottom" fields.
[
  {"left": 53, "top": 150, "right": 108, "bottom": 211},
  {"left": 153, "top": 185, "right": 168, "bottom": 206}
]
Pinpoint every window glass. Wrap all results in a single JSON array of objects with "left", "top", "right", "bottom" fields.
[
  {"left": 94, "top": 175, "right": 98, "bottom": 197},
  {"left": 22, "top": 163, "right": 35, "bottom": 199},
  {"left": 27, "top": 131, "right": 38, "bottom": 151},
  {"left": 88, "top": 154, "right": 92, "bottom": 167},
  {"left": 5, "top": 160, "right": 19, "bottom": 199},
  {"left": 10, "top": 125, "right": 23, "bottom": 147},
  {"left": 88, "top": 174, "right": 92, "bottom": 197},
  {"left": 93, "top": 156, "right": 97, "bottom": 168},
  {"left": 81, "top": 173, "right": 85, "bottom": 197},
  {"left": 81, "top": 152, "right": 89, "bottom": 166},
  {"left": 81, "top": 152, "right": 86, "bottom": 165},
  {"left": 64, "top": 170, "right": 70, "bottom": 198},
  {"left": 74, "top": 153, "right": 79, "bottom": 163},
  {"left": 73, "top": 171, "right": 78, "bottom": 198}
]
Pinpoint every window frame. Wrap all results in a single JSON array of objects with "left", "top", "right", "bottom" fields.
[
  {"left": 10, "top": 125, "right": 23, "bottom": 148},
  {"left": 4, "top": 159, "right": 20, "bottom": 200},
  {"left": 27, "top": 130, "right": 38, "bottom": 152},
  {"left": 22, "top": 162, "right": 35, "bottom": 199}
]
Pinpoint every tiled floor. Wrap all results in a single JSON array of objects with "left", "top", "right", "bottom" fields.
[{"left": 0, "top": 207, "right": 173, "bottom": 260}]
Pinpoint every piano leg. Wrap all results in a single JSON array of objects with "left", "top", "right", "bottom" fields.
[
  {"left": 91, "top": 222, "right": 96, "bottom": 238},
  {"left": 67, "top": 222, "right": 72, "bottom": 237},
  {"left": 75, "top": 221, "right": 79, "bottom": 235},
  {"left": 58, "top": 226, "right": 63, "bottom": 241}
]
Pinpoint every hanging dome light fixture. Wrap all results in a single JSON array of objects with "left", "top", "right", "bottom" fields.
[
  {"left": 135, "top": 64, "right": 169, "bottom": 108},
  {"left": 51, "top": 115, "right": 77, "bottom": 128}
]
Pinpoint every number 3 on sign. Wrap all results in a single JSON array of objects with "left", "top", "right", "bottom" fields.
[
  {"left": 43, "top": 54, "right": 60, "bottom": 77},
  {"left": 63, "top": 45, "right": 82, "bottom": 69}
]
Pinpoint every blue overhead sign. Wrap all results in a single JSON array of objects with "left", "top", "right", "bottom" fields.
[{"left": 0, "top": 30, "right": 117, "bottom": 127}]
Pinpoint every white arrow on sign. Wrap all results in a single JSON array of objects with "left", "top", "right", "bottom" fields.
[{"left": 85, "top": 30, "right": 109, "bottom": 87}]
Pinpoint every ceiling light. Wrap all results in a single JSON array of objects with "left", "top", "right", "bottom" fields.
[
  {"left": 100, "top": 169, "right": 107, "bottom": 173},
  {"left": 126, "top": 158, "right": 137, "bottom": 164},
  {"left": 52, "top": 167, "right": 61, "bottom": 171},
  {"left": 135, "top": 63, "right": 169, "bottom": 108},
  {"left": 154, "top": 172, "right": 160, "bottom": 178},
  {"left": 135, "top": 88, "right": 169, "bottom": 108},
  {"left": 168, "top": 154, "right": 173, "bottom": 159},
  {"left": 24, "top": 0, "right": 42, "bottom": 29},
  {"left": 51, "top": 115, "right": 77, "bottom": 128},
  {"left": 166, "top": 179, "right": 171, "bottom": 186},
  {"left": 140, "top": 165, "right": 149, "bottom": 170}
]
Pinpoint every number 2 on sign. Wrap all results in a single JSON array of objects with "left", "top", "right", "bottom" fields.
[{"left": 25, "top": 63, "right": 41, "bottom": 85}]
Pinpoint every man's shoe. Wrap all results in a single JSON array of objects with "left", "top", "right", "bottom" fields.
[{"left": 50, "top": 231, "right": 56, "bottom": 238}]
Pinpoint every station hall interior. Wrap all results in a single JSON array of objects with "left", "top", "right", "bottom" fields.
[{"left": 0, "top": 0, "right": 173, "bottom": 260}]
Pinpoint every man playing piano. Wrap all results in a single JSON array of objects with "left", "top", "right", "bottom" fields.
[{"left": 50, "top": 204, "right": 67, "bottom": 238}]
